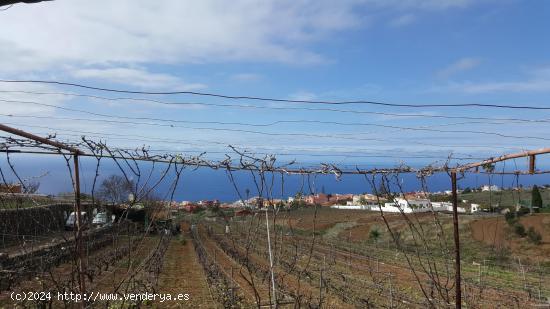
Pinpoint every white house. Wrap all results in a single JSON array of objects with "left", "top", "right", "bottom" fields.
[
  {"left": 431, "top": 202, "right": 466, "bottom": 213},
  {"left": 470, "top": 203, "right": 481, "bottom": 213},
  {"left": 382, "top": 198, "right": 431, "bottom": 213},
  {"left": 332, "top": 205, "right": 370, "bottom": 210},
  {"left": 232, "top": 200, "right": 246, "bottom": 207},
  {"left": 481, "top": 185, "right": 500, "bottom": 192}
]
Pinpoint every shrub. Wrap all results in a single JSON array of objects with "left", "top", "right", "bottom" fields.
[
  {"left": 369, "top": 228, "right": 381, "bottom": 243},
  {"left": 513, "top": 223, "right": 526, "bottom": 237},
  {"left": 526, "top": 227, "right": 542, "bottom": 245},
  {"left": 531, "top": 185, "right": 543, "bottom": 208},
  {"left": 504, "top": 212, "right": 517, "bottom": 225},
  {"left": 487, "top": 246, "right": 511, "bottom": 263},
  {"left": 517, "top": 207, "right": 530, "bottom": 217}
]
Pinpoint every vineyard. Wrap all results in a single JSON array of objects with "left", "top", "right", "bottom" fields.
[
  {"left": 0, "top": 96, "right": 549, "bottom": 308},
  {"left": 1, "top": 206, "right": 548, "bottom": 308},
  {"left": 187, "top": 209, "right": 549, "bottom": 308}
]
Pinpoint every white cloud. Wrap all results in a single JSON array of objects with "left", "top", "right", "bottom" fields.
[
  {"left": 458, "top": 80, "right": 550, "bottom": 93},
  {"left": 0, "top": 0, "right": 480, "bottom": 76},
  {"left": 437, "top": 65, "right": 550, "bottom": 93},
  {"left": 389, "top": 14, "right": 416, "bottom": 27},
  {"left": 437, "top": 57, "right": 481, "bottom": 78},
  {"left": 369, "top": 0, "right": 474, "bottom": 10},
  {"left": 0, "top": 0, "right": 368, "bottom": 74},
  {"left": 288, "top": 91, "right": 317, "bottom": 101},
  {"left": 0, "top": 83, "right": 68, "bottom": 116},
  {"left": 290, "top": 83, "right": 383, "bottom": 102},
  {"left": 230, "top": 73, "right": 263, "bottom": 82},
  {"left": 71, "top": 67, "right": 206, "bottom": 90}
]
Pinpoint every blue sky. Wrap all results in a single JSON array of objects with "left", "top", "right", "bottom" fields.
[{"left": 1, "top": 0, "right": 550, "bottom": 170}]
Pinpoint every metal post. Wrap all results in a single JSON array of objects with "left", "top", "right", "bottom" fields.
[
  {"left": 451, "top": 171, "right": 461, "bottom": 309},
  {"left": 265, "top": 208, "right": 277, "bottom": 308}
]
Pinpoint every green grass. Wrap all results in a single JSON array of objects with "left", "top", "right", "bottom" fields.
[
  {"left": 460, "top": 187, "right": 550, "bottom": 208},
  {"left": 323, "top": 221, "right": 357, "bottom": 239}
]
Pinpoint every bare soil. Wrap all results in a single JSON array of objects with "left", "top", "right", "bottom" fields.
[
  {"left": 470, "top": 214, "right": 550, "bottom": 263},
  {"left": 156, "top": 238, "right": 216, "bottom": 308}
]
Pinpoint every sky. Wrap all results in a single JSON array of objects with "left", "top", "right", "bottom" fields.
[{"left": 1, "top": 0, "right": 550, "bottom": 173}]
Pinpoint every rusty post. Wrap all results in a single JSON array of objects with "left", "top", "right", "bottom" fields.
[
  {"left": 451, "top": 171, "right": 461, "bottom": 308},
  {"left": 265, "top": 208, "right": 277, "bottom": 308},
  {"left": 0, "top": 124, "right": 86, "bottom": 303},
  {"left": 529, "top": 155, "right": 536, "bottom": 175},
  {"left": 0, "top": 124, "right": 81, "bottom": 153},
  {"left": 73, "top": 153, "right": 86, "bottom": 300}
]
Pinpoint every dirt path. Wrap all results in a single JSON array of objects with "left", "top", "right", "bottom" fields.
[{"left": 156, "top": 238, "right": 217, "bottom": 308}]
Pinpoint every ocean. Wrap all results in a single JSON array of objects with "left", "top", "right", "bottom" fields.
[{"left": 2, "top": 154, "right": 549, "bottom": 202}]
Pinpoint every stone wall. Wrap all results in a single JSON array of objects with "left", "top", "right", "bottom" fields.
[{"left": 0, "top": 203, "right": 73, "bottom": 237}]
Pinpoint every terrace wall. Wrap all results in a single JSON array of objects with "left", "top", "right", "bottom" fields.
[{"left": 0, "top": 203, "right": 73, "bottom": 236}]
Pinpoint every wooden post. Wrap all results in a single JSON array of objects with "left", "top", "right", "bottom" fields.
[
  {"left": 478, "top": 262, "right": 482, "bottom": 284},
  {"left": 265, "top": 208, "right": 277, "bottom": 308},
  {"left": 451, "top": 171, "right": 462, "bottom": 309},
  {"left": 389, "top": 274, "right": 394, "bottom": 308},
  {"left": 231, "top": 267, "right": 235, "bottom": 305},
  {"left": 319, "top": 255, "right": 325, "bottom": 306},
  {"left": 73, "top": 153, "right": 86, "bottom": 305},
  {"left": 529, "top": 155, "right": 536, "bottom": 174},
  {"left": 0, "top": 124, "right": 86, "bottom": 302}
]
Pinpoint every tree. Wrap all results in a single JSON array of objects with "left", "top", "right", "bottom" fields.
[
  {"left": 290, "top": 192, "right": 306, "bottom": 209},
  {"left": 98, "top": 175, "right": 135, "bottom": 204},
  {"left": 22, "top": 180, "right": 40, "bottom": 194},
  {"left": 358, "top": 196, "right": 367, "bottom": 206},
  {"left": 369, "top": 228, "right": 381, "bottom": 246},
  {"left": 378, "top": 180, "right": 389, "bottom": 196},
  {"left": 531, "top": 185, "right": 543, "bottom": 210}
]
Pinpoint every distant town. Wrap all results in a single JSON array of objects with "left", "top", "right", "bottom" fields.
[{"left": 142, "top": 183, "right": 549, "bottom": 215}]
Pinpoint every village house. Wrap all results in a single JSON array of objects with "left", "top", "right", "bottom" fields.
[
  {"left": 304, "top": 193, "right": 353, "bottom": 206},
  {"left": 431, "top": 201, "right": 466, "bottom": 213},
  {"left": 329, "top": 193, "right": 353, "bottom": 204},
  {"left": 243, "top": 196, "right": 264, "bottom": 208},
  {"left": 198, "top": 199, "right": 220, "bottom": 208},
  {"left": 481, "top": 185, "right": 500, "bottom": 192},
  {"left": 351, "top": 194, "right": 380, "bottom": 205},
  {"left": 382, "top": 197, "right": 431, "bottom": 213},
  {"left": 0, "top": 183, "right": 22, "bottom": 194},
  {"left": 304, "top": 193, "right": 329, "bottom": 205}
]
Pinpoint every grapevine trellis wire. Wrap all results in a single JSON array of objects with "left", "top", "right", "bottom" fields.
[{"left": 1, "top": 123, "right": 549, "bottom": 308}]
